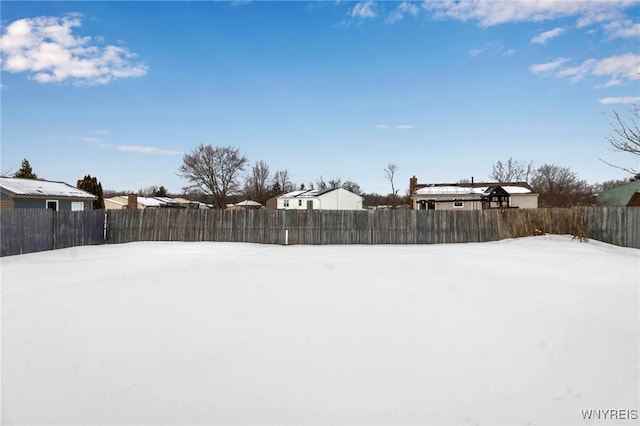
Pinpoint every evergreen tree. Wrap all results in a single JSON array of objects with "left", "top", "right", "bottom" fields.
[
  {"left": 14, "top": 159, "right": 38, "bottom": 179},
  {"left": 77, "top": 175, "right": 105, "bottom": 209},
  {"left": 271, "top": 181, "right": 282, "bottom": 196},
  {"left": 153, "top": 186, "right": 168, "bottom": 197}
]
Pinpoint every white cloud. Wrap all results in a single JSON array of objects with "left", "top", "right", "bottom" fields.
[
  {"left": 423, "top": 0, "right": 634, "bottom": 28},
  {"left": 529, "top": 57, "right": 569, "bottom": 74},
  {"left": 386, "top": 2, "right": 420, "bottom": 24},
  {"left": 531, "top": 54, "right": 640, "bottom": 87},
  {"left": 0, "top": 15, "right": 147, "bottom": 85},
  {"left": 396, "top": 124, "right": 414, "bottom": 129},
  {"left": 604, "top": 19, "right": 640, "bottom": 38},
  {"left": 531, "top": 27, "right": 565, "bottom": 44},
  {"left": 351, "top": 1, "right": 377, "bottom": 19},
  {"left": 554, "top": 58, "right": 597, "bottom": 83},
  {"left": 100, "top": 144, "right": 183, "bottom": 155},
  {"left": 468, "top": 42, "right": 515, "bottom": 58},
  {"left": 375, "top": 124, "right": 390, "bottom": 129},
  {"left": 592, "top": 53, "right": 640, "bottom": 85},
  {"left": 598, "top": 96, "right": 640, "bottom": 105}
]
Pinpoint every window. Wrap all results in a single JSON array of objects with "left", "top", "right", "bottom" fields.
[
  {"left": 283, "top": 200, "right": 289, "bottom": 207},
  {"left": 298, "top": 200, "right": 302, "bottom": 207},
  {"left": 71, "top": 202, "right": 84, "bottom": 211},
  {"left": 46, "top": 200, "right": 58, "bottom": 211},
  {"left": 453, "top": 200, "right": 464, "bottom": 208}
]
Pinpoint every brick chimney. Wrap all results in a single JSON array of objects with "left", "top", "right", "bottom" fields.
[
  {"left": 409, "top": 176, "right": 418, "bottom": 197},
  {"left": 409, "top": 176, "right": 418, "bottom": 209},
  {"left": 128, "top": 193, "right": 138, "bottom": 209}
]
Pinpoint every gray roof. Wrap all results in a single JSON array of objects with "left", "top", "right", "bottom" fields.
[{"left": 0, "top": 177, "right": 97, "bottom": 199}]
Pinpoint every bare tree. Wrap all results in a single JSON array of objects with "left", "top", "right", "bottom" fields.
[
  {"left": 601, "top": 104, "right": 640, "bottom": 176},
  {"left": 178, "top": 144, "right": 248, "bottom": 208},
  {"left": 384, "top": 163, "right": 399, "bottom": 206},
  {"left": 327, "top": 178, "right": 343, "bottom": 189},
  {"left": 315, "top": 176, "right": 329, "bottom": 190},
  {"left": 272, "top": 169, "right": 294, "bottom": 194},
  {"left": 342, "top": 179, "right": 362, "bottom": 194},
  {"left": 313, "top": 176, "right": 361, "bottom": 193},
  {"left": 592, "top": 178, "right": 635, "bottom": 194},
  {"left": 244, "top": 160, "right": 271, "bottom": 204},
  {"left": 491, "top": 157, "right": 533, "bottom": 182},
  {"left": 530, "top": 164, "right": 592, "bottom": 207}
]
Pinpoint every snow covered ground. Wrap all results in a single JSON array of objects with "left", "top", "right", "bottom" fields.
[{"left": 2, "top": 236, "right": 638, "bottom": 425}]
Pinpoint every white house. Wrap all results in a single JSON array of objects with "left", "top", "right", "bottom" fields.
[
  {"left": 409, "top": 177, "right": 538, "bottom": 210},
  {"left": 273, "top": 188, "right": 364, "bottom": 210}
]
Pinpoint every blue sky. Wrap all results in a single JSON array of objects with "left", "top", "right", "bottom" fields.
[{"left": 1, "top": 1, "right": 639, "bottom": 195}]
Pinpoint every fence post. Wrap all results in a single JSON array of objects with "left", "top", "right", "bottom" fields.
[
  {"left": 51, "top": 209, "right": 55, "bottom": 251},
  {"left": 283, "top": 209, "right": 288, "bottom": 245}
]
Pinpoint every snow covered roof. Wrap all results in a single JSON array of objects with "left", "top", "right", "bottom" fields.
[
  {"left": 501, "top": 186, "right": 533, "bottom": 194},
  {"left": 136, "top": 197, "right": 165, "bottom": 207},
  {"left": 0, "top": 177, "right": 97, "bottom": 199},
  {"left": 235, "top": 200, "right": 263, "bottom": 207},
  {"left": 415, "top": 184, "right": 532, "bottom": 196},
  {"left": 280, "top": 188, "right": 339, "bottom": 198},
  {"left": 415, "top": 186, "right": 485, "bottom": 195}
]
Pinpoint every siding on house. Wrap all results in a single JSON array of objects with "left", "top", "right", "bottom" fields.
[{"left": 12, "top": 198, "right": 92, "bottom": 211}]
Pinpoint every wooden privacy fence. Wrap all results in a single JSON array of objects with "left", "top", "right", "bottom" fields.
[
  {"left": 0, "top": 209, "right": 106, "bottom": 256},
  {"left": 1, "top": 207, "right": 638, "bottom": 256},
  {"left": 106, "top": 207, "right": 640, "bottom": 248}
]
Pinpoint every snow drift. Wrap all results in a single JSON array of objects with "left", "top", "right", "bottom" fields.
[{"left": 2, "top": 236, "right": 638, "bottom": 425}]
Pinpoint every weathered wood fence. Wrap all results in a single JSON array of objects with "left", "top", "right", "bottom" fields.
[
  {"left": 106, "top": 207, "right": 639, "bottom": 248},
  {"left": 0, "top": 209, "right": 106, "bottom": 256},
  {"left": 1, "top": 207, "right": 638, "bottom": 256}
]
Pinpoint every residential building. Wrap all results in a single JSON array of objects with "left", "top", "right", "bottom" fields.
[
  {"left": 0, "top": 177, "right": 97, "bottom": 210},
  {"left": 104, "top": 194, "right": 206, "bottom": 209},
  {"left": 409, "top": 176, "right": 538, "bottom": 210},
  {"left": 269, "top": 188, "right": 364, "bottom": 210}
]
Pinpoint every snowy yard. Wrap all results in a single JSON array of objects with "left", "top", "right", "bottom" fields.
[{"left": 1, "top": 236, "right": 638, "bottom": 425}]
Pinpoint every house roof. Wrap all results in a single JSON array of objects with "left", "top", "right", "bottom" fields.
[
  {"left": 414, "top": 182, "right": 533, "bottom": 196},
  {"left": 235, "top": 200, "right": 263, "bottom": 206},
  {"left": 0, "top": 177, "right": 97, "bottom": 200},
  {"left": 280, "top": 188, "right": 355, "bottom": 198},
  {"left": 598, "top": 180, "right": 640, "bottom": 207},
  {"left": 105, "top": 198, "right": 127, "bottom": 206},
  {"left": 136, "top": 196, "right": 167, "bottom": 207}
]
